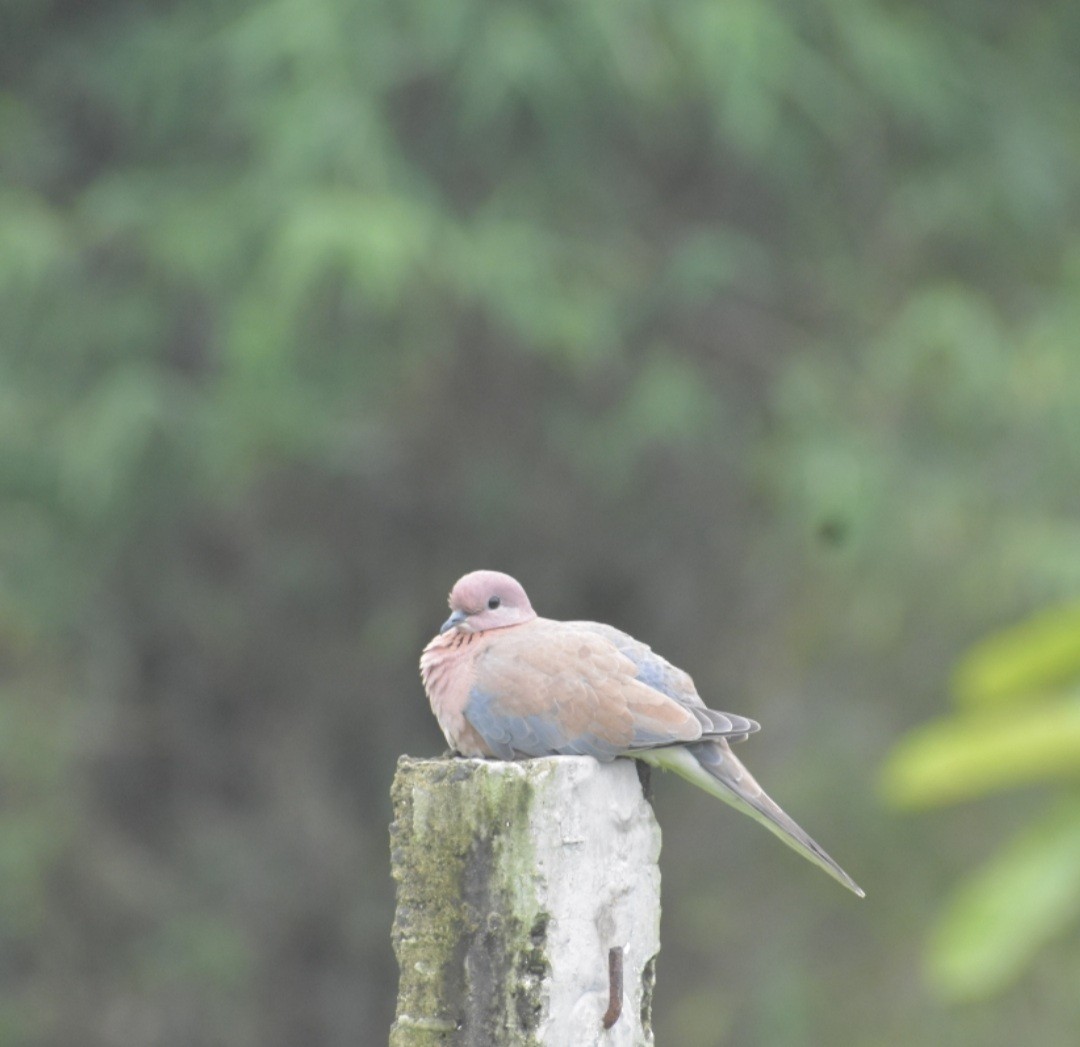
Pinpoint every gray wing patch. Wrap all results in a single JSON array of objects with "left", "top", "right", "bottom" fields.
[
  {"left": 698, "top": 707, "right": 760, "bottom": 743},
  {"left": 465, "top": 687, "right": 626, "bottom": 762}
]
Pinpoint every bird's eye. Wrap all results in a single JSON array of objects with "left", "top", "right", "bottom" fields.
[{"left": 487, "top": 596, "right": 501, "bottom": 610}]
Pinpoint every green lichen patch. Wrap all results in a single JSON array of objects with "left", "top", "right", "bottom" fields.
[{"left": 389, "top": 757, "right": 549, "bottom": 1046}]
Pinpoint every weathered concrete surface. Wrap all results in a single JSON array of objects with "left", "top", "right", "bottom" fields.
[{"left": 390, "top": 756, "right": 661, "bottom": 1047}]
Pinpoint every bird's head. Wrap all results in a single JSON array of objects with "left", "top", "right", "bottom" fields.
[{"left": 440, "top": 570, "right": 537, "bottom": 635}]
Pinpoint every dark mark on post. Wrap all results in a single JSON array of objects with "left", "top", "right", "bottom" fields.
[{"left": 601, "top": 946, "right": 623, "bottom": 1029}]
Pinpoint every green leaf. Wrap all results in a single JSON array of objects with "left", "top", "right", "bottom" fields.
[
  {"left": 928, "top": 799, "right": 1080, "bottom": 1000},
  {"left": 952, "top": 602, "right": 1080, "bottom": 708},
  {"left": 880, "top": 698, "right": 1080, "bottom": 808}
]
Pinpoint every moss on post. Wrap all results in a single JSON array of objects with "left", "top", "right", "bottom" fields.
[{"left": 390, "top": 756, "right": 660, "bottom": 1046}]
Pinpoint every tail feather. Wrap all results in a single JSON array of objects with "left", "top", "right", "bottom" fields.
[{"left": 640, "top": 742, "right": 865, "bottom": 897}]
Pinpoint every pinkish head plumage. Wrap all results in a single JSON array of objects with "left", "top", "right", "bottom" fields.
[{"left": 440, "top": 570, "right": 537, "bottom": 635}]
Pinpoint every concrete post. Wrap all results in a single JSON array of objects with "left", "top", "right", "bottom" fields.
[{"left": 389, "top": 756, "right": 661, "bottom": 1047}]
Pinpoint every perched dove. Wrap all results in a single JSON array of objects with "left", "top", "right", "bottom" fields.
[{"left": 420, "top": 569, "right": 864, "bottom": 897}]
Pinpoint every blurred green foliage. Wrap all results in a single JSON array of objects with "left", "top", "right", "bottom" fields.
[
  {"left": 3, "top": 0, "right": 1080, "bottom": 1044},
  {"left": 885, "top": 605, "right": 1080, "bottom": 1001}
]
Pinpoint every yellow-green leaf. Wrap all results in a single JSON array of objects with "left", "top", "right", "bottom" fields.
[
  {"left": 927, "top": 799, "right": 1080, "bottom": 1000},
  {"left": 952, "top": 603, "right": 1080, "bottom": 708},
  {"left": 880, "top": 699, "right": 1080, "bottom": 808}
]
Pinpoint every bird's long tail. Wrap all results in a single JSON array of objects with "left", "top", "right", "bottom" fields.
[{"left": 639, "top": 741, "right": 865, "bottom": 897}]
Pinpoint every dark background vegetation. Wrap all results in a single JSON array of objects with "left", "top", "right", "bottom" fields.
[{"left": 4, "top": 0, "right": 1080, "bottom": 1043}]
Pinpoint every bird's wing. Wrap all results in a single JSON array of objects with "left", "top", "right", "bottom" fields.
[
  {"left": 569, "top": 621, "right": 760, "bottom": 742},
  {"left": 464, "top": 620, "right": 706, "bottom": 760}
]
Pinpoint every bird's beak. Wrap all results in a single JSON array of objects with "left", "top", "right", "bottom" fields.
[{"left": 440, "top": 609, "right": 469, "bottom": 634}]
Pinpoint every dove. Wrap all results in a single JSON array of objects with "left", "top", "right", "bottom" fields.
[{"left": 420, "top": 569, "right": 864, "bottom": 897}]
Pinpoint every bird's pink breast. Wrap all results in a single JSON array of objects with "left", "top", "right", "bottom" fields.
[{"left": 420, "top": 630, "right": 492, "bottom": 756}]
